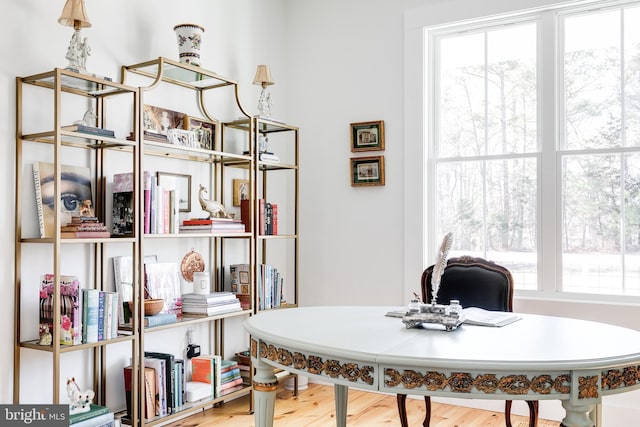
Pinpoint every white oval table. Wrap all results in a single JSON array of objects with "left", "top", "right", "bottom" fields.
[{"left": 244, "top": 306, "right": 640, "bottom": 427}]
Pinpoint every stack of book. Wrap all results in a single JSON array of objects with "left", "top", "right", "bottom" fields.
[
  {"left": 190, "top": 355, "right": 244, "bottom": 398},
  {"left": 61, "top": 216, "right": 110, "bottom": 239},
  {"left": 219, "top": 359, "right": 244, "bottom": 396},
  {"left": 178, "top": 218, "right": 245, "bottom": 233},
  {"left": 69, "top": 403, "right": 114, "bottom": 427},
  {"left": 182, "top": 292, "right": 242, "bottom": 317}
]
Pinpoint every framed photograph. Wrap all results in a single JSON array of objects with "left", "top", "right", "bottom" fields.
[
  {"left": 350, "top": 156, "right": 385, "bottom": 186},
  {"left": 143, "top": 105, "right": 185, "bottom": 137},
  {"left": 184, "top": 116, "right": 218, "bottom": 150},
  {"left": 156, "top": 172, "right": 192, "bottom": 212},
  {"left": 350, "top": 120, "right": 385, "bottom": 152},
  {"left": 233, "top": 179, "right": 250, "bottom": 206}
]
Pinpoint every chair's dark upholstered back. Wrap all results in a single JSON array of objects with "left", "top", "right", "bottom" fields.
[{"left": 420, "top": 256, "right": 514, "bottom": 312}]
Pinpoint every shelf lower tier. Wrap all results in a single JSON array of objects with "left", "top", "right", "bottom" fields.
[{"left": 119, "top": 383, "right": 252, "bottom": 427}]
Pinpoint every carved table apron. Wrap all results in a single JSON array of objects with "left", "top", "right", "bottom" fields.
[{"left": 244, "top": 306, "right": 640, "bottom": 427}]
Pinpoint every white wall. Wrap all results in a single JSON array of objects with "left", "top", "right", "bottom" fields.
[
  {"left": 0, "top": 0, "right": 286, "bottom": 407},
  {"left": 288, "top": 0, "right": 640, "bottom": 424}
]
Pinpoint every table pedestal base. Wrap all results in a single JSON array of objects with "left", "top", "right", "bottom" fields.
[{"left": 253, "top": 360, "right": 278, "bottom": 427}]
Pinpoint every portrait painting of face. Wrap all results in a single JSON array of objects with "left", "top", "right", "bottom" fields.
[{"left": 34, "top": 162, "right": 93, "bottom": 238}]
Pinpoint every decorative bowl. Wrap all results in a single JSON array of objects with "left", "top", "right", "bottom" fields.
[
  {"left": 129, "top": 299, "right": 165, "bottom": 316},
  {"left": 235, "top": 350, "right": 251, "bottom": 366}
]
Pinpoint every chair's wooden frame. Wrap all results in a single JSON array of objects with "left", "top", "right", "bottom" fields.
[{"left": 396, "top": 255, "right": 539, "bottom": 427}]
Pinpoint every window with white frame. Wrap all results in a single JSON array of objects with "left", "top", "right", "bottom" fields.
[{"left": 427, "top": 2, "right": 640, "bottom": 297}]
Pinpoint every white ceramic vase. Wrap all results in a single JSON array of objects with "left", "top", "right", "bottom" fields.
[{"left": 174, "top": 24, "right": 205, "bottom": 66}]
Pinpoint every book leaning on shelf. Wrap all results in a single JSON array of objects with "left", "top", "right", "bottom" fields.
[
  {"left": 39, "top": 274, "right": 81, "bottom": 346},
  {"left": 112, "top": 172, "right": 134, "bottom": 236},
  {"left": 191, "top": 354, "right": 222, "bottom": 398},
  {"left": 123, "top": 366, "right": 155, "bottom": 421},
  {"left": 228, "top": 264, "right": 251, "bottom": 310},
  {"left": 32, "top": 162, "right": 93, "bottom": 238}
]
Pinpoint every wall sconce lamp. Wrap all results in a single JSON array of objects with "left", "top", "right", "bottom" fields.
[
  {"left": 253, "top": 65, "right": 275, "bottom": 117},
  {"left": 58, "top": 0, "right": 92, "bottom": 73}
]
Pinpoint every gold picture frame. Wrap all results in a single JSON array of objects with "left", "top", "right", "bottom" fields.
[
  {"left": 184, "top": 116, "right": 218, "bottom": 150},
  {"left": 233, "top": 179, "right": 250, "bottom": 206},
  {"left": 350, "top": 120, "right": 385, "bottom": 152},
  {"left": 142, "top": 105, "right": 185, "bottom": 137},
  {"left": 156, "top": 171, "right": 192, "bottom": 212},
  {"left": 350, "top": 156, "right": 385, "bottom": 186}
]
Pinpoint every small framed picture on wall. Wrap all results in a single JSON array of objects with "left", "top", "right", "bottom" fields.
[
  {"left": 350, "top": 156, "right": 385, "bottom": 186},
  {"left": 350, "top": 120, "right": 384, "bottom": 152}
]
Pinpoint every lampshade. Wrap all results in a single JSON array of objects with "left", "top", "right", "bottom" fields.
[
  {"left": 58, "top": 0, "right": 92, "bottom": 29},
  {"left": 253, "top": 65, "right": 274, "bottom": 87}
]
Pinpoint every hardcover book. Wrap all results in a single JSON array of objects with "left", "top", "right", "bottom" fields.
[
  {"left": 71, "top": 411, "right": 114, "bottom": 427},
  {"left": 62, "top": 124, "right": 115, "bottom": 138},
  {"left": 228, "top": 264, "right": 251, "bottom": 310},
  {"left": 144, "top": 262, "right": 182, "bottom": 316},
  {"left": 69, "top": 403, "right": 110, "bottom": 425},
  {"left": 82, "top": 289, "right": 100, "bottom": 343},
  {"left": 143, "top": 171, "right": 152, "bottom": 234},
  {"left": 39, "top": 274, "right": 81, "bottom": 345},
  {"left": 33, "top": 162, "right": 93, "bottom": 238},
  {"left": 123, "top": 366, "right": 155, "bottom": 421},
  {"left": 191, "top": 354, "right": 222, "bottom": 397},
  {"left": 112, "top": 172, "right": 134, "bottom": 236},
  {"left": 145, "top": 351, "right": 176, "bottom": 413},
  {"left": 144, "top": 356, "right": 167, "bottom": 416},
  {"left": 113, "top": 254, "right": 158, "bottom": 324}
]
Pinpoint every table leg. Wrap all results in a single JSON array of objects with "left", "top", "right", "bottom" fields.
[
  {"left": 334, "top": 384, "right": 348, "bottom": 427},
  {"left": 253, "top": 359, "right": 278, "bottom": 427},
  {"left": 560, "top": 400, "right": 595, "bottom": 427}
]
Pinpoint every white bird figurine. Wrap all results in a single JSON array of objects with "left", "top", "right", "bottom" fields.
[{"left": 198, "top": 184, "right": 231, "bottom": 219}]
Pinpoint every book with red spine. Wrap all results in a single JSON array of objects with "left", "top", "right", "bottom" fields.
[{"left": 272, "top": 203, "right": 278, "bottom": 235}]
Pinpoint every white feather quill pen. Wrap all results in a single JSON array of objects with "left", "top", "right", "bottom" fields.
[{"left": 430, "top": 232, "right": 453, "bottom": 304}]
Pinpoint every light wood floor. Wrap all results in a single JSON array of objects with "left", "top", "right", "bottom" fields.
[{"left": 165, "top": 383, "right": 560, "bottom": 427}]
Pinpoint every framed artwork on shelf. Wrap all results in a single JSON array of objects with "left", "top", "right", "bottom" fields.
[
  {"left": 157, "top": 171, "right": 192, "bottom": 212},
  {"left": 350, "top": 156, "right": 385, "bottom": 187},
  {"left": 142, "top": 105, "right": 185, "bottom": 138},
  {"left": 184, "top": 116, "right": 217, "bottom": 150},
  {"left": 232, "top": 179, "right": 250, "bottom": 206},
  {"left": 350, "top": 120, "right": 385, "bottom": 152}
]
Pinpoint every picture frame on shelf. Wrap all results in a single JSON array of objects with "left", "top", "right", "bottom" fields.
[
  {"left": 232, "top": 179, "right": 250, "bottom": 206},
  {"left": 184, "top": 116, "right": 217, "bottom": 150},
  {"left": 157, "top": 171, "right": 191, "bottom": 212},
  {"left": 350, "top": 120, "right": 385, "bottom": 152},
  {"left": 142, "top": 105, "right": 185, "bottom": 138},
  {"left": 350, "top": 156, "right": 385, "bottom": 186}
]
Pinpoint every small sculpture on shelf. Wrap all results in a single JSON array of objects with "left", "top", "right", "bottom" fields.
[
  {"left": 38, "top": 324, "right": 52, "bottom": 345},
  {"left": 198, "top": 184, "right": 231, "bottom": 219},
  {"left": 79, "top": 199, "right": 94, "bottom": 218},
  {"left": 75, "top": 108, "right": 99, "bottom": 127},
  {"left": 66, "top": 377, "right": 94, "bottom": 415}
]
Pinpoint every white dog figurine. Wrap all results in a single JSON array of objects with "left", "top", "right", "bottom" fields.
[{"left": 67, "top": 377, "right": 95, "bottom": 415}]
